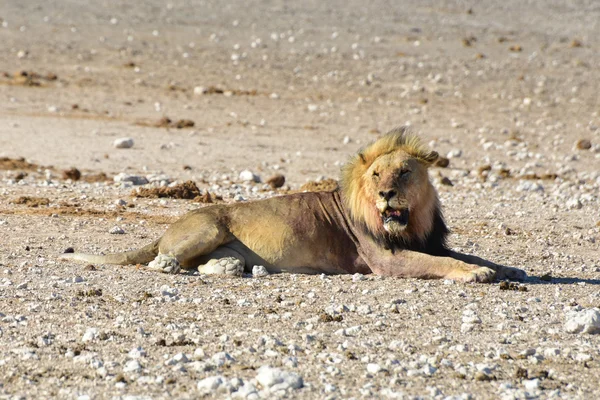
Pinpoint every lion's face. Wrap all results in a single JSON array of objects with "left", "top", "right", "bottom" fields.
[
  {"left": 341, "top": 128, "right": 441, "bottom": 243},
  {"left": 365, "top": 151, "right": 432, "bottom": 236}
]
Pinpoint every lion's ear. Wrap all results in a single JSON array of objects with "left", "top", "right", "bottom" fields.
[{"left": 421, "top": 151, "right": 439, "bottom": 165}]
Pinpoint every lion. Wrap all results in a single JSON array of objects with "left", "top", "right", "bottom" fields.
[{"left": 60, "top": 127, "right": 526, "bottom": 283}]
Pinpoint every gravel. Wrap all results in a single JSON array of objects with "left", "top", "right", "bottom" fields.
[{"left": 1, "top": 0, "right": 600, "bottom": 399}]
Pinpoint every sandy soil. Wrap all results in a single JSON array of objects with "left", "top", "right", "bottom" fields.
[{"left": 1, "top": 1, "right": 599, "bottom": 399}]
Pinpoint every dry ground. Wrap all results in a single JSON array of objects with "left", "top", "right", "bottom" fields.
[{"left": 1, "top": 1, "right": 599, "bottom": 399}]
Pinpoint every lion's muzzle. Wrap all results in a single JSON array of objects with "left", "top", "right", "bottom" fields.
[{"left": 383, "top": 207, "right": 409, "bottom": 228}]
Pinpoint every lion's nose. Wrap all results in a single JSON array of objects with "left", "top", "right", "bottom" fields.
[{"left": 378, "top": 190, "right": 396, "bottom": 200}]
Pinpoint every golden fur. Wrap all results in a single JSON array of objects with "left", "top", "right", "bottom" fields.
[
  {"left": 341, "top": 126, "right": 440, "bottom": 243},
  {"left": 60, "top": 127, "right": 525, "bottom": 283}
]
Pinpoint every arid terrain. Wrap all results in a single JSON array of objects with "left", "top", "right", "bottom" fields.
[{"left": 1, "top": 1, "right": 599, "bottom": 399}]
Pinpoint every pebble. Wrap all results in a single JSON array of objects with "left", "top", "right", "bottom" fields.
[
  {"left": 82, "top": 327, "right": 99, "bottom": 343},
  {"left": 575, "top": 139, "right": 592, "bottom": 150},
  {"left": 447, "top": 149, "right": 462, "bottom": 158},
  {"left": 255, "top": 366, "right": 303, "bottom": 391},
  {"left": 366, "top": 363, "right": 382, "bottom": 374},
  {"left": 266, "top": 174, "right": 285, "bottom": 189},
  {"left": 352, "top": 273, "right": 366, "bottom": 282},
  {"left": 211, "top": 352, "right": 235, "bottom": 367},
  {"left": 128, "top": 347, "right": 146, "bottom": 359},
  {"left": 160, "top": 285, "right": 178, "bottom": 297},
  {"left": 123, "top": 359, "right": 143, "bottom": 373},
  {"left": 523, "top": 379, "right": 540, "bottom": 391},
  {"left": 252, "top": 265, "right": 269, "bottom": 277},
  {"left": 564, "top": 308, "right": 600, "bottom": 334},
  {"left": 239, "top": 170, "right": 260, "bottom": 182},
  {"left": 166, "top": 352, "right": 189, "bottom": 365},
  {"left": 113, "top": 137, "right": 134, "bottom": 149},
  {"left": 516, "top": 181, "right": 544, "bottom": 192},
  {"left": 566, "top": 198, "right": 583, "bottom": 209},
  {"left": 194, "top": 86, "right": 208, "bottom": 95},
  {"left": 113, "top": 173, "right": 149, "bottom": 185},
  {"left": 109, "top": 226, "right": 125, "bottom": 235}
]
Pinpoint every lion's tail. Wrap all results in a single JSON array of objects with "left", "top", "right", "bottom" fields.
[{"left": 59, "top": 240, "right": 159, "bottom": 265}]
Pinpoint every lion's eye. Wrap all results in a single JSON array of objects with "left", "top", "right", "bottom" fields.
[
  {"left": 400, "top": 169, "right": 411, "bottom": 177},
  {"left": 372, "top": 171, "right": 380, "bottom": 179}
]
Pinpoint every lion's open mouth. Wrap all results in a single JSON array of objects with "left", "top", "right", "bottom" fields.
[{"left": 383, "top": 208, "right": 410, "bottom": 227}]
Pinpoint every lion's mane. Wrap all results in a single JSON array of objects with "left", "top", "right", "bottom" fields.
[{"left": 340, "top": 127, "right": 449, "bottom": 254}]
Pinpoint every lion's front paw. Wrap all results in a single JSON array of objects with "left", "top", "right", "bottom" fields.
[
  {"left": 447, "top": 266, "right": 496, "bottom": 283},
  {"left": 148, "top": 254, "right": 181, "bottom": 274},
  {"left": 465, "top": 267, "right": 496, "bottom": 283},
  {"left": 496, "top": 266, "right": 527, "bottom": 281},
  {"left": 199, "top": 257, "right": 244, "bottom": 276}
]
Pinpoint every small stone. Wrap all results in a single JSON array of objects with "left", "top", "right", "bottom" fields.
[
  {"left": 252, "top": 265, "right": 269, "bottom": 277},
  {"left": 193, "top": 86, "right": 208, "bottom": 95},
  {"left": 113, "top": 173, "right": 149, "bottom": 185},
  {"left": 434, "top": 156, "right": 450, "bottom": 168},
  {"left": 440, "top": 176, "right": 453, "bottom": 186},
  {"left": 366, "top": 363, "right": 382, "bottom": 374},
  {"left": 255, "top": 366, "right": 303, "bottom": 391},
  {"left": 566, "top": 198, "right": 583, "bottom": 210},
  {"left": 239, "top": 170, "right": 260, "bottom": 182},
  {"left": 114, "top": 137, "right": 134, "bottom": 149},
  {"left": 516, "top": 181, "right": 544, "bottom": 192},
  {"left": 123, "top": 359, "right": 142, "bottom": 373},
  {"left": 128, "top": 347, "right": 146, "bottom": 359},
  {"left": 109, "top": 226, "right": 125, "bottom": 235},
  {"left": 575, "top": 139, "right": 592, "bottom": 150},
  {"left": 565, "top": 308, "right": 600, "bottom": 334},
  {"left": 523, "top": 379, "right": 540, "bottom": 391},
  {"left": 197, "top": 376, "right": 225, "bottom": 393},
  {"left": 447, "top": 149, "right": 462, "bottom": 158},
  {"left": 266, "top": 174, "right": 285, "bottom": 189},
  {"left": 82, "top": 328, "right": 99, "bottom": 342},
  {"left": 352, "top": 273, "right": 366, "bottom": 282},
  {"left": 160, "top": 285, "right": 178, "bottom": 297}
]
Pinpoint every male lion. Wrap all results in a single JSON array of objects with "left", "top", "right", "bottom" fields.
[{"left": 61, "top": 127, "right": 525, "bottom": 282}]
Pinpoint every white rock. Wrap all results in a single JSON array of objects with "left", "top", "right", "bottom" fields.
[
  {"left": 81, "top": 328, "right": 99, "bottom": 343},
  {"left": 575, "top": 353, "right": 592, "bottom": 362},
  {"left": 109, "top": 226, "right": 125, "bottom": 235},
  {"left": 193, "top": 86, "right": 208, "bottom": 95},
  {"left": 193, "top": 348, "right": 206, "bottom": 360},
  {"left": 128, "top": 346, "right": 146, "bottom": 359},
  {"left": 566, "top": 198, "right": 583, "bottom": 209},
  {"left": 197, "top": 376, "right": 225, "bottom": 393},
  {"left": 516, "top": 181, "right": 544, "bottom": 192},
  {"left": 160, "top": 285, "right": 178, "bottom": 297},
  {"left": 211, "top": 352, "right": 235, "bottom": 367},
  {"left": 255, "top": 366, "right": 303, "bottom": 391},
  {"left": 123, "top": 359, "right": 142, "bottom": 373},
  {"left": 523, "top": 378, "right": 540, "bottom": 391},
  {"left": 366, "top": 363, "right": 382, "bottom": 374},
  {"left": 252, "top": 265, "right": 269, "bottom": 277},
  {"left": 352, "top": 273, "right": 366, "bottom": 282},
  {"left": 166, "top": 352, "right": 189, "bottom": 366},
  {"left": 565, "top": 308, "right": 600, "bottom": 334},
  {"left": 114, "top": 137, "right": 134, "bottom": 149},
  {"left": 543, "top": 348, "right": 561, "bottom": 358},
  {"left": 114, "top": 173, "right": 149, "bottom": 185},
  {"left": 239, "top": 170, "right": 259, "bottom": 182},
  {"left": 447, "top": 149, "right": 462, "bottom": 158}
]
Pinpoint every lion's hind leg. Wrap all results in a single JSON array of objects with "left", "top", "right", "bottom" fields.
[
  {"left": 148, "top": 213, "right": 231, "bottom": 274},
  {"left": 196, "top": 247, "right": 246, "bottom": 277}
]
